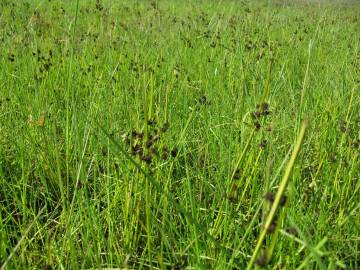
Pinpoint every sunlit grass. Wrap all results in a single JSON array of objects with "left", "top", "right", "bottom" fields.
[{"left": 0, "top": 0, "right": 359, "bottom": 269}]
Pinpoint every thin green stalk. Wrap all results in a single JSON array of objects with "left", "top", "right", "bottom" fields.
[
  {"left": 260, "top": 57, "right": 273, "bottom": 103},
  {"left": 61, "top": 0, "right": 80, "bottom": 257},
  {"left": 94, "top": 121, "right": 235, "bottom": 262},
  {"left": 247, "top": 119, "right": 308, "bottom": 269},
  {"left": 143, "top": 73, "right": 153, "bottom": 266},
  {"left": 230, "top": 128, "right": 256, "bottom": 181},
  {"left": 0, "top": 206, "right": 46, "bottom": 270},
  {"left": 65, "top": 0, "right": 81, "bottom": 207}
]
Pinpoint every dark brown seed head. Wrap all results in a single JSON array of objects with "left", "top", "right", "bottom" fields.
[
  {"left": 279, "top": 195, "right": 287, "bottom": 206},
  {"left": 264, "top": 192, "right": 275, "bottom": 203},
  {"left": 137, "top": 148, "right": 144, "bottom": 157},
  {"left": 266, "top": 220, "right": 277, "bottom": 233},
  {"left": 251, "top": 111, "right": 261, "bottom": 120},
  {"left": 161, "top": 151, "right": 169, "bottom": 160},
  {"left": 171, "top": 147, "right": 178, "bottom": 157},
  {"left": 199, "top": 95, "right": 208, "bottom": 105},
  {"left": 265, "top": 126, "right": 272, "bottom": 132},
  {"left": 132, "top": 143, "right": 141, "bottom": 152},
  {"left": 227, "top": 192, "right": 237, "bottom": 203},
  {"left": 329, "top": 154, "right": 337, "bottom": 163},
  {"left": 13, "top": 212, "right": 23, "bottom": 222},
  {"left": 339, "top": 121, "right": 347, "bottom": 133},
  {"left": 124, "top": 137, "right": 130, "bottom": 145},
  {"left": 8, "top": 54, "right": 15, "bottom": 62},
  {"left": 231, "top": 182, "right": 238, "bottom": 191},
  {"left": 131, "top": 129, "right": 144, "bottom": 139},
  {"left": 286, "top": 226, "right": 298, "bottom": 236},
  {"left": 137, "top": 131, "right": 144, "bottom": 139},
  {"left": 262, "top": 109, "right": 271, "bottom": 116},
  {"left": 254, "top": 121, "right": 261, "bottom": 130},
  {"left": 232, "top": 169, "right": 242, "bottom": 180},
  {"left": 131, "top": 144, "right": 143, "bottom": 156},
  {"left": 140, "top": 155, "right": 152, "bottom": 164},
  {"left": 258, "top": 139, "right": 267, "bottom": 149},
  {"left": 43, "top": 265, "right": 53, "bottom": 270},
  {"left": 173, "top": 254, "right": 188, "bottom": 270},
  {"left": 264, "top": 192, "right": 287, "bottom": 206},
  {"left": 260, "top": 102, "right": 270, "bottom": 112},
  {"left": 76, "top": 180, "right": 83, "bottom": 189},
  {"left": 161, "top": 122, "right": 170, "bottom": 132},
  {"left": 146, "top": 139, "right": 153, "bottom": 148},
  {"left": 255, "top": 249, "right": 268, "bottom": 267},
  {"left": 150, "top": 147, "right": 158, "bottom": 156}
]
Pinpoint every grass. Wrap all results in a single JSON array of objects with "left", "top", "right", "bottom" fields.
[{"left": 0, "top": 0, "right": 359, "bottom": 269}]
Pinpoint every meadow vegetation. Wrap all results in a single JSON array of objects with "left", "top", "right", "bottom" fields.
[{"left": 0, "top": 0, "right": 359, "bottom": 269}]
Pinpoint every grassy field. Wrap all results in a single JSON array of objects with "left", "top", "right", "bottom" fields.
[{"left": 0, "top": 0, "right": 359, "bottom": 269}]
